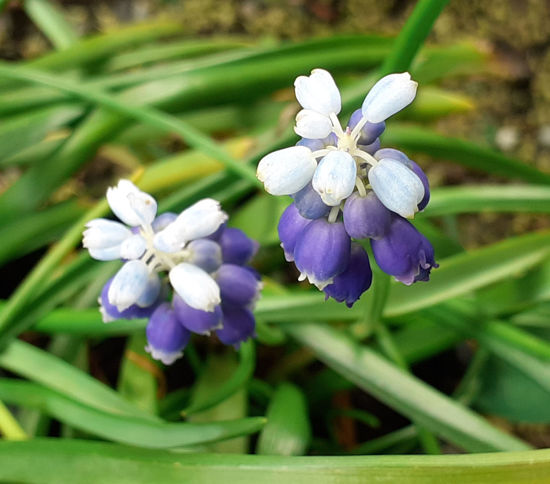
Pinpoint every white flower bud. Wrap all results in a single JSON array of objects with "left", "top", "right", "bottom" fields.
[
  {"left": 257, "top": 146, "right": 317, "bottom": 196},
  {"left": 294, "top": 68, "right": 341, "bottom": 116},
  {"left": 153, "top": 199, "right": 227, "bottom": 253},
  {"left": 83, "top": 218, "right": 131, "bottom": 261},
  {"left": 361, "top": 72, "right": 418, "bottom": 123},
  {"left": 312, "top": 151, "right": 357, "bottom": 206},
  {"left": 294, "top": 109, "right": 333, "bottom": 139},
  {"left": 106, "top": 179, "right": 157, "bottom": 227},
  {"left": 368, "top": 158, "right": 425, "bottom": 219},
  {"left": 169, "top": 263, "right": 221, "bottom": 312},
  {"left": 108, "top": 260, "right": 149, "bottom": 311},
  {"left": 119, "top": 234, "right": 147, "bottom": 260}
]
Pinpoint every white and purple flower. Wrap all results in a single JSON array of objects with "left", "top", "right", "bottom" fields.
[
  {"left": 83, "top": 179, "right": 261, "bottom": 365},
  {"left": 258, "top": 69, "right": 437, "bottom": 306}
]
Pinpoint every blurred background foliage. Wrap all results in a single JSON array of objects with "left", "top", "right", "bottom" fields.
[{"left": 2, "top": 0, "right": 550, "bottom": 482}]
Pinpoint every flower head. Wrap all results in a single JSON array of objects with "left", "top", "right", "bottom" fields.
[
  {"left": 83, "top": 179, "right": 261, "bottom": 364},
  {"left": 257, "top": 69, "right": 437, "bottom": 305}
]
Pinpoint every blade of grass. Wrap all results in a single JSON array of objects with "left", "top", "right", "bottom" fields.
[
  {"left": 383, "top": 124, "right": 550, "bottom": 184},
  {"left": 3, "top": 440, "right": 550, "bottom": 484},
  {"left": 379, "top": 0, "right": 449, "bottom": 75},
  {"left": 0, "top": 63, "right": 260, "bottom": 185},
  {"left": 256, "top": 383, "right": 311, "bottom": 456},
  {"left": 285, "top": 322, "right": 529, "bottom": 452},
  {"left": 0, "top": 340, "right": 157, "bottom": 421},
  {"left": 0, "top": 400, "right": 27, "bottom": 440},
  {"left": 0, "top": 379, "right": 265, "bottom": 449},
  {"left": 24, "top": 0, "right": 78, "bottom": 50},
  {"left": 424, "top": 185, "right": 550, "bottom": 216},
  {"left": 183, "top": 340, "right": 255, "bottom": 416}
]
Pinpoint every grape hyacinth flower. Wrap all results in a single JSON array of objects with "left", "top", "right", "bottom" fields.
[
  {"left": 259, "top": 69, "right": 438, "bottom": 307},
  {"left": 83, "top": 179, "right": 261, "bottom": 365}
]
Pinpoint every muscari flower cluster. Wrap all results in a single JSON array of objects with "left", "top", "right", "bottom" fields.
[
  {"left": 83, "top": 180, "right": 261, "bottom": 364},
  {"left": 257, "top": 69, "right": 438, "bottom": 307}
]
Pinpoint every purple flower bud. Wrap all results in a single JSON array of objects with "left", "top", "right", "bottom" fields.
[
  {"left": 348, "top": 109, "right": 386, "bottom": 145},
  {"left": 152, "top": 212, "right": 178, "bottom": 232},
  {"left": 343, "top": 191, "right": 391, "bottom": 239},
  {"left": 323, "top": 243, "right": 372, "bottom": 307},
  {"left": 277, "top": 203, "right": 311, "bottom": 262},
  {"left": 217, "top": 303, "right": 256, "bottom": 348},
  {"left": 375, "top": 148, "right": 430, "bottom": 211},
  {"left": 99, "top": 277, "right": 158, "bottom": 323},
  {"left": 145, "top": 303, "right": 191, "bottom": 365},
  {"left": 358, "top": 137, "right": 381, "bottom": 155},
  {"left": 293, "top": 219, "right": 351, "bottom": 289},
  {"left": 297, "top": 133, "right": 338, "bottom": 150},
  {"left": 216, "top": 264, "right": 262, "bottom": 308},
  {"left": 207, "top": 222, "right": 227, "bottom": 241},
  {"left": 186, "top": 238, "right": 222, "bottom": 273},
  {"left": 218, "top": 227, "right": 259, "bottom": 265},
  {"left": 173, "top": 294, "right": 222, "bottom": 335},
  {"left": 371, "top": 215, "right": 438, "bottom": 285},
  {"left": 292, "top": 182, "right": 331, "bottom": 220}
]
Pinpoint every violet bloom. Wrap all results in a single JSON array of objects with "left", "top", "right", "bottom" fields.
[
  {"left": 371, "top": 215, "right": 438, "bottom": 285},
  {"left": 323, "top": 243, "right": 372, "bottom": 307},
  {"left": 83, "top": 179, "right": 260, "bottom": 364}
]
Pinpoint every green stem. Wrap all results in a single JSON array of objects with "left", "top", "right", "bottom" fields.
[
  {"left": 0, "top": 400, "right": 27, "bottom": 440},
  {"left": 379, "top": 0, "right": 450, "bottom": 75}
]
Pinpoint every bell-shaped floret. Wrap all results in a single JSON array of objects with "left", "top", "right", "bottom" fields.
[
  {"left": 292, "top": 181, "right": 331, "bottom": 220},
  {"left": 375, "top": 148, "right": 430, "bottom": 211},
  {"left": 323, "top": 243, "right": 372, "bottom": 307},
  {"left": 371, "top": 215, "right": 438, "bottom": 285},
  {"left": 153, "top": 199, "right": 227, "bottom": 253},
  {"left": 107, "top": 260, "right": 150, "bottom": 312},
  {"left": 293, "top": 219, "right": 351, "bottom": 289},
  {"left": 217, "top": 303, "right": 256, "bottom": 348},
  {"left": 187, "top": 239, "right": 222, "bottom": 273},
  {"left": 173, "top": 294, "right": 222, "bottom": 335},
  {"left": 99, "top": 277, "right": 159, "bottom": 322},
  {"left": 119, "top": 234, "right": 147, "bottom": 260},
  {"left": 348, "top": 109, "right": 386, "bottom": 145},
  {"left": 216, "top": 263, "right": 262, "bottom": 308},
  {"left": 135, "top": 272, "right": 161, "bottom": 308},
  {"left": 312, "top": 151, "right": 357, "bottom": 206},
  {"left": 361, "top": 72, "right": 417, "bottom": 123},
  {"left": 218, "top": 227, "right": 259, "bottom": 265},
  {"left": 277, "top": 203, "right": 311, "bottom": 262},
  {"left": 83, "top": 219, "right": 132, "bottom": 261},
  {"left": 169, "top": 262, "right": 221, "bottom": 312},
  {"left": 343, "top": 191, "right": 392, "bottom": 239},
  {"left": 368, "top": 158, "right": 424, "bottom": 219},
  {"left": 106, "top": 179, "right": 157, "bottom": 227},
  {"left": 145, "top": 303, "right": 191, "bottom": 365},
  {"left": 257, "top": 146, "right": 317, "bottom": 196},
  {"left": 294, "top": 109, "right": 333, "bottom": 139},
  {"left": 294, "top": 68, "right": 341, "bottom": 116}
]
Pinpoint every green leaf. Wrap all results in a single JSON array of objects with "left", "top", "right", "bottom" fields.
[
  {"left": 475, "top": 355, "right": 550, "bottom": 423},
  {"left": 379, "top": 0, "right": 449, "bottom": 75},
  {"left": 0, "top": 340, "right": 156, "bottom": 421},
  {"left": 117, "top": 333, "right": 158, "bottom": 415},
  {"left": 383, "top": 124, "right": 550, "bottom": 184},
  {"left": 183, "top": 340, "right": 256, "bottom": 416},
  {"left": 0, "top": 379, "right": 264, "bottom": 448},
  {"left": 424, "top": 185, "right": 550, "bottom": 217},
  {"left": 0, "top": 105, "right": 82, "bottom": 162},
  {"left": 24, "top": 0, "right": 78, "bottom": 50},
  {"left": 4, "top": 440, "right": 550, "bottom": 483},
  {"left": 285, "top": 323, "right": 529, "bottom": 452},
  {"left": 256, "top": 383, "right": 311, "bottom": 456}
]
